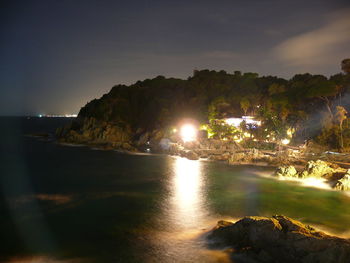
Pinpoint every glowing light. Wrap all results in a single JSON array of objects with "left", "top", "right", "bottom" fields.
[
  {"left": 172, "top": 128, "right": 177, "bottom": 133},
  {"left": 180, "top": 124, "right": 197, "bottom": 142},
  {"left": 200, "top": 124, "right": 208, "bottom": 130},
  {"left": 287, "top": 128, "right": 294, "bottom": 137},
  {"left": 207, "top": 130, "right": 215, "bottom": 138},
  {"left": 278, "top": 176, "right": 331, "bottom": 190},
  {"left": 302, "top": 177, "right": 330, "bottom": 189},
  {"left": 281, "top": 138, "right": 290, "bottom": 145},
  {"left": 234, "top": 138, "right": 242, "bottom": 143}
]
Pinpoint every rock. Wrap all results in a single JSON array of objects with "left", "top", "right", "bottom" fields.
[
  {"left": 300, "top": 160, "right": 345, "bottom": 179},
  {"left": 275, "top": 166, "right": 298, "bottom": 178},
  {"left": 168, "top": 143, "right": 180, "bottom": 155},
  {"left": 159, "top": 138, "right": 171, "bottom": 151},
  {"left": 56, "top": 117, "right": 133, "bottom": 149},
  {"left": 180, "top": 150, "right": 199, "bottom": 160},
  {"left": 184, "top": 150, "right": 199, "bottom": 160},
  {"left": 121, "top": 142, "right": 133, "bottom": 151},
  {"left": 334, "top": 173, "right": 350, "bottom": 191},
  {"left": 208, "top": 152, "right": 230, "bottom": 161},
  {"left": 228, "top": 152, "right": 246, "bottom": 164},
  {"left": 274, "top": 160, "right": 350, "bottom": 190},
  {"left": 136, "top": 132, "right": 149, "bottom": 146},
  {"left": 275, "top": 160, "right": 348, "bottom": 185},
  {"left": 208, "top": 215, "right": 350, "bottom": 263}
]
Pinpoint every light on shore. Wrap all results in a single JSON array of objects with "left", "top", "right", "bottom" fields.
[
  {"left": 180, "top": 124, "right": 197, "bottom": 142},
  {"left": 281, "top": 138, "right": 290, "bottom": 145}
]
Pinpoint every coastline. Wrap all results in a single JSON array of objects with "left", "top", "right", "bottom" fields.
[{"left": 52, "top": 136, "right": 350, "bottom": 192}]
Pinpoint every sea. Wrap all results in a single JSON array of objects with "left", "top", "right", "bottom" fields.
[{"left": 1, "top": 117, "right": 350, "bottom": 263}]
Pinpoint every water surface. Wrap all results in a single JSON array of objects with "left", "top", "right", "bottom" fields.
[{"left": 1, "top": 117, "right": 350, "bottom": 262}]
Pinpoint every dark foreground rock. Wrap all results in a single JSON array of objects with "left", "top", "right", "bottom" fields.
[{"left": 208, "top": 215, "right": 350, "bottom": 263}]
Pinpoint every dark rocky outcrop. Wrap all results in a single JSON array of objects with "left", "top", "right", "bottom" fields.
[
  {"left": 208, "top": 215, "right": 350, "bottom": 263},
  {"left": 56, "top": 117, "right": 135, "bottom": 151}
]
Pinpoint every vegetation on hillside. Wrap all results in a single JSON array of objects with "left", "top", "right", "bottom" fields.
[{"left": 78, "top": 60, "right": 350, "bottom": 150}]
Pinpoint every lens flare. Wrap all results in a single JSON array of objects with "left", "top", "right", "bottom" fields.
[{"left": 180, "top": 124, "right": 197, "bottom": 142}]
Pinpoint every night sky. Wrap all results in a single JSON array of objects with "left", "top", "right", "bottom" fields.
[{"left": 1, "top": 0, "right": 349, "bottom": 116}]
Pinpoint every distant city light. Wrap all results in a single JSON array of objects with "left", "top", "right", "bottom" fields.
[
  {"left": 37, "top": 114, "right": 77, "bottom": 118},
  {"left": 180, "top": 124, "right": 197, "bottom": 142}
]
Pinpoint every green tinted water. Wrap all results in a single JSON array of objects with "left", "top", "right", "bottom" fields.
[{"left": 1, "top": 118, "right": 350, "bottom": 263}]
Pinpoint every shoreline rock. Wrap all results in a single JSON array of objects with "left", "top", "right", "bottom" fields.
[
  {"left": 275, "top": 160, "right": 350, "bottom": 191},
  {"left": 208, "top": 215, "right": 350, "bottom": 263},
  {"left": 56, "top": 117, "right": 137, "bottom": 152}
]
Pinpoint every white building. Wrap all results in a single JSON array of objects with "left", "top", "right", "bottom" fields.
[{"left": 223, "top": 116, "right": 261, "bottom": 128}]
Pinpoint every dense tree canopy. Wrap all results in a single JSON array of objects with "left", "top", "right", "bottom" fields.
[{"left": 78, "top": 67, "right": 350, "bottom": 148}]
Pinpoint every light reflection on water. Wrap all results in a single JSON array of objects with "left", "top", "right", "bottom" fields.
[
  {"left": 171, "top": 157, "right": 207, "bottom": 229},
  {"left": 150, "top": 157, "right": 228, "bottom": 262}
]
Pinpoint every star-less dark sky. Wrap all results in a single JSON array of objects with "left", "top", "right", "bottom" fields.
[{"left": 1, "top": 0, "right": 350, "bottom": 115}]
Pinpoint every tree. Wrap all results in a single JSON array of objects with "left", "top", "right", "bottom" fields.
[
  {"left": 335, "top": 106, "right": 347, "bottom": 149},
  {"left": 207, "top": 119, "right": 240, "bottom": 140},
  {"left": 268, "top": 83, "right": 285, "bottom": 95},
  {"left": 208, "top": 97, "right": 232, "bottom": 120},
  {"left": 306, "top": 77, "right": 339, "bottom": 118},
  {"left": 341, "top": 59, "right": 350, "bottom": 74},
  {"left": 240, "top": 98, "right": 250, "bottom": 116}
]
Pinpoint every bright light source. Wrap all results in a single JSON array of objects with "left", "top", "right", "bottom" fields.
[
  {"left": 281, "top": 138, "right": 290, "bottom": 145},
  {"left": 173, "top": 128, "right": 177, "bottom": 133},
  {"left": 180, "top": 124, "right": 197, "bottom": 142},
  {"left": 287, "top": 128, "right": 293, "bottom": 137}
]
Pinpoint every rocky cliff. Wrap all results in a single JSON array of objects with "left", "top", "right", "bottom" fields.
[{"left": 56, "top": 117, "right": 135, "bottom": 151}]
